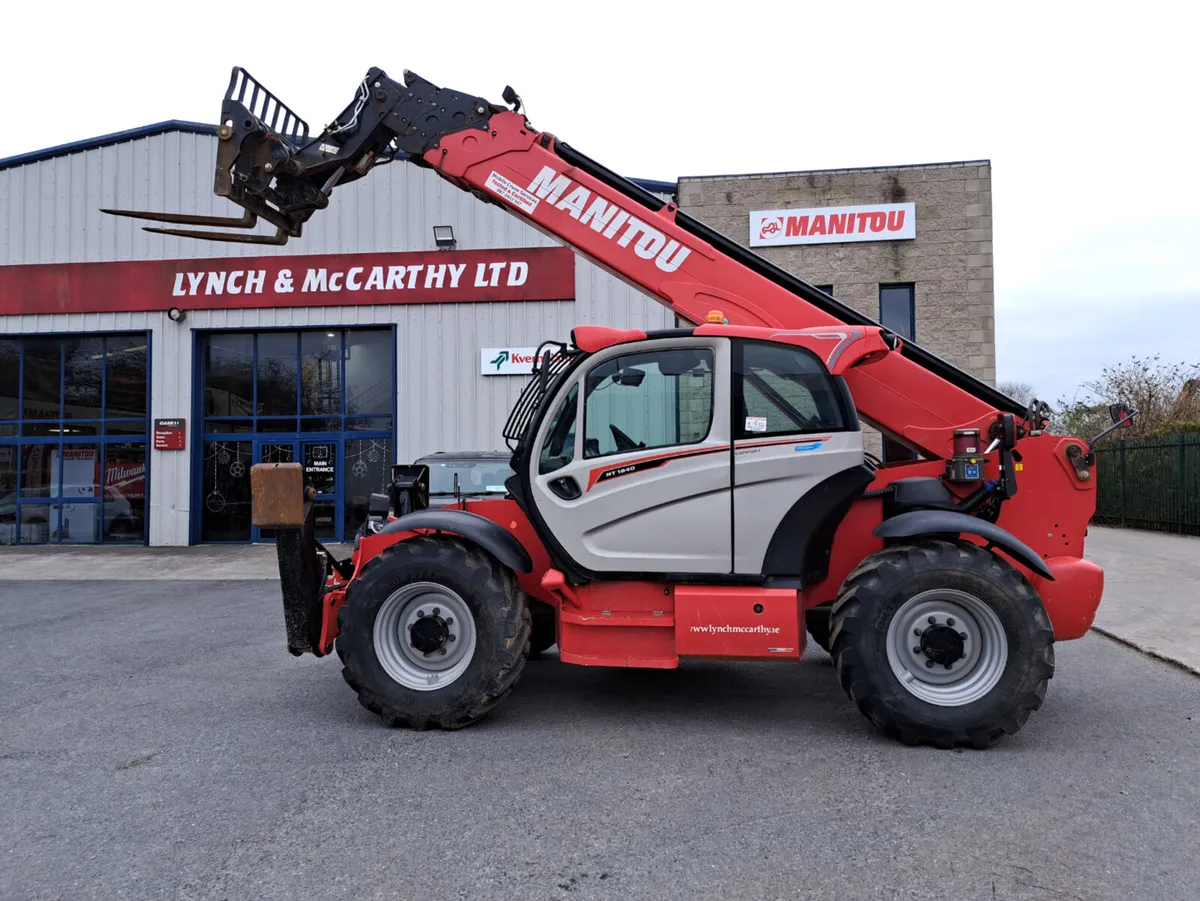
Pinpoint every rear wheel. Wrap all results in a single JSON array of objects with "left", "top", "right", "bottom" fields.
[
  {"left": 336, "top": 536, "right": 531, "bottom": 729},
  {"left": 830, "top": 539, "right": 1054, "bottom": 749}
]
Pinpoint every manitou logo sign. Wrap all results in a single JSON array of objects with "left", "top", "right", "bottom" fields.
[
  {"left": 484, "top": 167, "right": 692, "bottom": 274},
  {"left": 480, "top": 346, "right": 567, "bottom": 375},
  {"left": 749, "top": 203, "right": 916, "bottom": 247}
]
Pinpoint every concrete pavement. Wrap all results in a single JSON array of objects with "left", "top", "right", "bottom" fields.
[
  {"left": 1, "top": 580, "right": 1198, "bottom": 901},
  {"left": 1083, "top": 526, "right": 1200, "bottom": 675},
  {"left": 0, "top": 525, "right": 1196, "bottom": 673}
]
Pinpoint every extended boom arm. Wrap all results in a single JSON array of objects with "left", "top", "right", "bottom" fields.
[{"left": 108, "top": 66, "right": 1033, "bottom": 457}]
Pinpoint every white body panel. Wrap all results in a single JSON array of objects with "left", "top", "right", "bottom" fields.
[{"left": 733, "top": 431, "right": 864, "bottom": 573}]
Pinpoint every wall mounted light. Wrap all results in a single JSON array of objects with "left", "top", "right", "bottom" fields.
[
  {"left": 167, "top": 307, "right": 187, "bottom": 323},
  {"left": 433, "top": 225, "right": 457, "bottom": 249}
]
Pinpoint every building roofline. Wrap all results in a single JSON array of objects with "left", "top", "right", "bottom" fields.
[
  {"left": 678, "top": 159, "right": 990, "bottom": 183},
  {"left": 0, "top": 120, "right": 218, "bottom": 171},
  {"left": 0, "top": 120, "right": 677, "bottom": 194}
]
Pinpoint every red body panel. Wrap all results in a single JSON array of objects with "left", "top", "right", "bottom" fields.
[{"left": 674, "top": 587, "right": 803, "bottom": 660}]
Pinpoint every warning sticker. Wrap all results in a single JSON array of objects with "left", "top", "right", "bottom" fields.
[
  {"left": 745, "top": 416, "right": 767, "bottom": 433},
  {"left": 485, "top": 171, "right": 540, "bottom": 214}
]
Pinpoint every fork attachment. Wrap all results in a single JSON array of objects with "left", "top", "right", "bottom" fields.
[{"left": 102, "top": 65, "right": 502, "bottom": 246}]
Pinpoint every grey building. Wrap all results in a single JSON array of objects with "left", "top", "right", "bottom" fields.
[{"left": 0, "top": 121, "right": 994, "bottom": 547}]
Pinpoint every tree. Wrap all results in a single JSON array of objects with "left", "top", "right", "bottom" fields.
[
  {"left": 997, "top": 380, "right": 1036, "bottom": 406},
  {"left": 1052, "top": 354, "right": 1200, "bottom": 439}
]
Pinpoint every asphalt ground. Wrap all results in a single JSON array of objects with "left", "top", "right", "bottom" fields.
[{"left": 2, "top": 580, "right": 1198, "bottom": 900}]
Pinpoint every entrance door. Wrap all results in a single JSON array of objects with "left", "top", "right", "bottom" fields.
[
  {"left": 253, "top": 441, "right": 298, "bottom": 542},
  {"left": 302, "top": 441, "right": 339, "bottom": 541},
  {"left": 251, "top": 440, "right": 341, "bottom": 542}
]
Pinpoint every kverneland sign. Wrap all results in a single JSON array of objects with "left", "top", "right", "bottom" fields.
[
  {"left": 0, "top": 247, "right": 575, "bottom": 316},
  {"left": 749, "top": 203, "right": 916, "bottom": 247}
]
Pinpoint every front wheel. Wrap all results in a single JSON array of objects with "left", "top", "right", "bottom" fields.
[
  {"left": 830, "top": 539, "right": 1055, "bottom": 749},
  {"left": 336, "top": 536, "right": 531, "bottom": 730}
]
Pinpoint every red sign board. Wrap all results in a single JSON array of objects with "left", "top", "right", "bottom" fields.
[
  {"left": 0, "top": 246, "right": 576, "bottom": 316},
  {"left": 154, "top": 419, "right": 187, "bottom": 451}
]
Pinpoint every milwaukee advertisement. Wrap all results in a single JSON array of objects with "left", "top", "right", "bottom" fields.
[
  {"left": 749, "top": 203, "right": 917, "bottom": 247},
  {"left": 0, "top": 246, "right": 575, "bottom": 316}
]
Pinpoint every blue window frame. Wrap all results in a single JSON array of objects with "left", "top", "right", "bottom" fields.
[
  {"left": 0, "top": 333, "right": 151, "bottom": 546},
  {"left": 193, "top": 327, "right": 396, "bottom": 544}
]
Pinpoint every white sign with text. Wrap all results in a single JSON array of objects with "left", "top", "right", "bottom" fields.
[{"left": 749, "top": 202, "right": 916, "bottom": 247}]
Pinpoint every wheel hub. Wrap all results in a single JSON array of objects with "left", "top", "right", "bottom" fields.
[
  {"left": 373, "top": 584, "right": 477, "bottom": 691},
  {"left": 885, "top": 588, "right": 1008, "bottom": 707},
  {"left": 409, "top": 613, "right": 451, "bottom": 655},
  {"left": 919, "top": 622, "right": 966, "bottom": 667}
]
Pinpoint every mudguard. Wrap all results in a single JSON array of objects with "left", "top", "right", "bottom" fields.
[
  {"left": 873, "top": 510, "right": 1055, "bottom": 581},
  {"left": 379, "top": 509, "right": 534, "bottom": 574}
]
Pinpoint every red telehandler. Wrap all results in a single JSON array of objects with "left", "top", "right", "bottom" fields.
[{"left": 108, "top": 67, "right": 1108, "bottom": 748}]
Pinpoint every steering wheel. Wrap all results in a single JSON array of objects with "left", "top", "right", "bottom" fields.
[{"left": 609, "top": 423, "right": 644, "bottom": 452}]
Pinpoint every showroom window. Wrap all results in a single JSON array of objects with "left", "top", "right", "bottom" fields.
[
  {"left": 198, "top": 328, "right": 395, "bottom": 544},
  {"left": 0, "top": 334, "right": 150, "bottom": 546}
]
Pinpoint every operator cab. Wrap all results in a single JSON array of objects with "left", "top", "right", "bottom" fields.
[{"left": 506, "top": 323, "right": 888, "bottom": 584}]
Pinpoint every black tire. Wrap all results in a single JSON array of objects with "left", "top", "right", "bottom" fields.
[
  {"left": 830, "top": 539, "right": 1055, "bottom": 750},
  {"left": 528, "top": 601, "right": 557, "bottom": 657},
  {"left": 336, "top": 536, "right": 531, "bottom": 730},
  {"left": 805, "top": 602, "right": 833, "bottom": 654}
]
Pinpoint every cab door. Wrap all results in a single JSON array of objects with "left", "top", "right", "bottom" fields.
[
  {"left": 730, "top": 339, "right": 866, "bottom": 575},
  {"left": 528, "top": 337, "right": 732, "bottom": 575}
]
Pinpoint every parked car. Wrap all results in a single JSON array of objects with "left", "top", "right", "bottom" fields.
[{"left": 413, "top": 451, "right": 515, "bottom": 502}]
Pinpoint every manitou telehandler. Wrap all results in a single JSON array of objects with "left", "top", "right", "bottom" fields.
[{"left": 108, "top": 67, "right": 1109, "bottom": 749}]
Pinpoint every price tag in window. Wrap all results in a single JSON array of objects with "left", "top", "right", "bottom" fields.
[{"left": 745, "top": 416, "right": 767, "bottom": 433}]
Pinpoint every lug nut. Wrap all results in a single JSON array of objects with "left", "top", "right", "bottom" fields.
[
  {"left": 913, "top": 646, "right": 923, "bottom": 655},
  {"left": 960, "top": 632, "right": 968, "bottom": 640},
  {"left": 439, "top": 647, "right": 448, "bottom": 655},
  {"left": 914, "top": 628, "right": 923, "bottom": 637},
  {"left": 928, "top": 616, "right": 937, "bottom": 625},
  {"left": 947, "top": 618, "right": 956, "bottom": 627},
  {"left": 925, "top": 660, "right": 935, "bottom": 668},
  {"left": 944, "top": 663, "right": 953, "bottom": 670},
  {"left": 448, "top": 634, "right": 456, "bottom": 642},
  {"left": 416, "top": 610, "right": 424, "bottom": 618},
  {"left": 432, "top": 607, "right": 440, "bottom": 616},
  {"left": 444, "top": 617, "right": 454, "bottom": 626}
]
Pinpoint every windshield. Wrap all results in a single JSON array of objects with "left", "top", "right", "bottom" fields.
[{"left": 425, "top": 460, "right": 514, "bottom": 496}]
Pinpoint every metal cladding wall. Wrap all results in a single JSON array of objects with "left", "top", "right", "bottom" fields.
[{"left": 0, "top": 129, "right": 673, "bottom": 545}]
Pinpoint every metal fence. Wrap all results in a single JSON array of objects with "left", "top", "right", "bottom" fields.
[{"left": 1092, "top": 433, "right": 1200, "bottom": 535}]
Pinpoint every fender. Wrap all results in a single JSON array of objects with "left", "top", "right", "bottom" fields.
[
  {"left": 873, "top": 510, "right": 1055, "bottom": 581},
  {"left": 761, "top": 465, "right": 875, "bottom": 582},
  {"left": 379, "top": 510, "right": 533, "bottom": 574}
]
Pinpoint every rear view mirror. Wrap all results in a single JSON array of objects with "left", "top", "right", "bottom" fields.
[
  {"left": 1109, "top": 403, "right": 1134, "bottom": 428},
  {"left": 612, "top": 367, "right": 646, "bottom": 387}
]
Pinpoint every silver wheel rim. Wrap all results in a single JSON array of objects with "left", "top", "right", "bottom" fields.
[
  {"left": 885, "top": 588, "right": 1008, "bottom": 707},
  {"left": 373, "top": 582, "right": 478, "bottom": 691}
]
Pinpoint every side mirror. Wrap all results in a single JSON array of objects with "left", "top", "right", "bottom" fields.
[
  {"left": 367, "top": 492, "right": 390, "bottom": 517},
  {"left": 389, "top": 464, "right": 430, "bottom": 516},
  {"left": 1109, "top": 403, "right": 1134, "bottom": 428}
]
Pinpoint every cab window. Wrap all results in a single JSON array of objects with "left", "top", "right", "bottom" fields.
[
  {"left": 734, "top": 341, "right": 848, "bottom": 439},
  {"left": 583, "top": 347, "right": 714, "bottom": 458},
  {"left": 538, "top": 384, "right": 578, "bottom": 475}
]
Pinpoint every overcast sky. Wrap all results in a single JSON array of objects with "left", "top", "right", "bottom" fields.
[{"left": 2, "top": 1, "right": 1195, "bottom": 405}]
